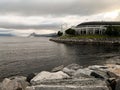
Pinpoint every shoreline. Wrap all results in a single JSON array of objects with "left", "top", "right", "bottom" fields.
[{"left": 50, "top": 38, "right": 120, "bottom": 45}]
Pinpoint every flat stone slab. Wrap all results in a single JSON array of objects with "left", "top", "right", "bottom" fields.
[
  {"left": 26, "top": 85, "right": 109, "bottom": 90},
  {"left": 27, "top": 79, "right": 109, "bottom": 90},
  {"left": 32, "top": 78, "right": 106, "bottom": 86}
]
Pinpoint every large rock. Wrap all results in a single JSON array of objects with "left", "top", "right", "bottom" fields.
[
  {"left": 107, "top": 78, "right": 116, "bottom": 90},
  {"left": 62, "top": 67, "right": 76, "bottom": 76},
  {"left": 64, "top": 64, "right": 82, "bottom": 70},
  {"left": 88, "top": 65, "right": 108, "bottom": 71},
  {"left": 74, "top": 68, "right": 93, "bottom": 76},
  {"left": 62, "top": 64, "right": 82, "bottom": 76},
  {"left": 106, "top": 64, "right": 120, "bottom": 76},
  {"left": 115, "top": 78, "right": 120, "bottom": 90},
  {"left": 26, "top": 73, "right": 36, "bottom": 83},
  {"left": 107, "top": 71, "right": 119, "bottom": 79},
  {"left": 73, "top": 73, "right": 93, "bottom": 79},
  {"left": 52, "top": 65, "right": 64, "bottom": 72},
  {"left": 1, "top": 76, "right": 29, "bottom": 90},
  {"left": 90, "top": 69, "right": 109, "bottom": 80},
  {"left": 31, "top": 71, "right": 70, "bottom": 85}
]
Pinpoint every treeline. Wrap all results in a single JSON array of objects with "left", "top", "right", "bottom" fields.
[
  {"left": 105, "top": 26, "right": 120, "bottom": 36},
  {"left": 57, "top": 28, "right": 76, "bottom": 36}
]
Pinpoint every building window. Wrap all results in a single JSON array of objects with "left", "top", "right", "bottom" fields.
[
  {"left": 83, "top": 30, "right": 86, "bottom": 34},
  {"left": 95, "top": 30, "right": 99, "bottom": 34}
]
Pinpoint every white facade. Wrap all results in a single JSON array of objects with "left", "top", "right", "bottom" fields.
[
  {"left": 70, "top": 22, "right": 120, "bottom": 35},
  {"left": 71, "top": 25, "right": 106, "bottom": 35}
]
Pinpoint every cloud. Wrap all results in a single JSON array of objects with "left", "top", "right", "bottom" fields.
[
  {"left": 0, "top": 22, "right": 60, "bottom": 30},
  {"left": 115, "top": 12, "right": 120, "bottom": 21},
  {"left": 0, "top": 15, "right": 82, "bottom": 30},
  {"left": 0, "top": 0, "right": 120, "bottom": 36},
  {"left": 0, "top": 0, "right": 120, "bottom": 16}
]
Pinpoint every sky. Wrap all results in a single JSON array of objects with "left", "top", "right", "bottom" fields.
[{"left": 0, "top": 0, "right": 120, "bottom": 36}]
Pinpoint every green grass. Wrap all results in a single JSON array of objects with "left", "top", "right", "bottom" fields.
[{"left": 59, "top": 35, "right": 120, "bottom": 39}]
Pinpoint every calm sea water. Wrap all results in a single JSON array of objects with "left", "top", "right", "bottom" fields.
[{"left": 0, "top": 37, "right": 120, "bottom": 80}]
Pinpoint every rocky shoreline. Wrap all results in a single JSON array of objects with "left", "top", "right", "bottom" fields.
[
  {"left": 50, "top": 38, "right": 120, "bottom": 45},
  {"left": 0, "top": 63, "right": 120, "bottom": 90}
]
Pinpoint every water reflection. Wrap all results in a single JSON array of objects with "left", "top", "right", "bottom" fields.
[{"left": 0, "top": 37, "right": 120, "bottom": 80}]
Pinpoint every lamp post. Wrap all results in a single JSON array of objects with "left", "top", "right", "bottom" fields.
[{"left": 61, "top": 23, "right": 68, "bottom": 34}]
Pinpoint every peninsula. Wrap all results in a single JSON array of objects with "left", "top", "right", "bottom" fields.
[{"left": 50, "top": 21, "right": 120, "bottom": 45}]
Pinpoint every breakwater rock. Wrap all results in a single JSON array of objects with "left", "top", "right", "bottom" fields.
[
  {"left": 1, "top": 64, "right": 120, "bottom": 90},
  {"left": 50, "top": 38, "right": 120, "bottom": 45}
]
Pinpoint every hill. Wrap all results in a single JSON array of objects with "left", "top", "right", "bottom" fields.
[
  {"left": 0, "top": 33, "right": 14, "bottom": 37},
  {"left": 29, "top": 32, "right": 57, "bottom": 37}
]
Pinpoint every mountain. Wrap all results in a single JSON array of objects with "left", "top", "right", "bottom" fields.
[
  {"left": 0, "top": 33, "right": 14, "bottom": 37},
  {"left": 29, "top": 32, "right": 57, "bottom": 37}
]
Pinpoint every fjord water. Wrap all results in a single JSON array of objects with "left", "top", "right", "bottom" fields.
[{"left": 0, "top": 37, "right": 120, "bottom": 80}]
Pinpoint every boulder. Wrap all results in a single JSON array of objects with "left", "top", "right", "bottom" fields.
[
  {"left": 65, "top": 64, "right": 82, "bottom": 70},
  {"left": 90, "top": 70, "right": 109, "bottom": 80},
  {"left": 9, "top": 76, "right": 27, "bottom": 81},
  {"left": 89, "top": 65, "right": 119, "bottom": 80},
  {"left": 74, "top": 68, "right": 93, "bottom": 76},
  {"left": 62, "top": 67, "right": 76, "bottom": 76},
  {"left": 107, "top": 78, "right": 116, "bottom": 90},
  {"left": 31, "top": 71, "right": 70, "bottom": 85},
  {"left": 106, "top": 64, "right": 120, "bottom": 76},
  {"left": 107, "top": 71, "right": 119, "bottom": 79},
  {"left": 26, "top": 73, "right": 36, "bottom": 83},
  {"left": 52, "top": 65, "right": 64, "bottom": 72},
  {"left": 1, "top": 76, "right": 29, "bottom": 90},
  {"left": 88, "top": 65, "right": 108, "bottom": 70},
  {"left": 1, "top": 78, "right": 11, "bottom": 90},
  {"left": 73, "top": 73, "right": 92, "bottom": 79},
  {"left": 26, "top": 87, "right": 34, "bottom": 90},
  {"left": 62, "top": 64, "right": 82, "bottom": 76},
  {"left": 115, "top": 78, "right": 120, "bottom": 90}
]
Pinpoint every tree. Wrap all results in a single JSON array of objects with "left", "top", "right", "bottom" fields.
[
  {"left": 57, "top": 31, "right": 63, "bottom": 36},
  {"left": 65, "top": 28, "right": 76, "bottom": 35},
  {"left": 105, "top": 25, "right": 120, "bottom": 36}
]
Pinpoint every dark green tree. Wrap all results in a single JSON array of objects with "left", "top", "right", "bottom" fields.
[
  {"left": 57, "top": 31, "right": 63, "bottom": 36},
  {"left": 65, "top": 28, "right": 76, "bottom": 35},
  {"left": 105, "top": 25, "right": 120, "bottom": 36}
]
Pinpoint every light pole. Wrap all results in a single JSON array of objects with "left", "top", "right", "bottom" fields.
[{"left": 61, "top": 23, "right": 68, "bottom": 34}]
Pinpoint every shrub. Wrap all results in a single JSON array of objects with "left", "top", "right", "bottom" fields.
[
  {"left": 105, "top": 25, "right": 120, "bottom": 36},
  {"left": 65, "top": 28, "right": 76, "bottom": 35},
  {"left": 57, "top": 31, "right": 63, "bottom": 36}
]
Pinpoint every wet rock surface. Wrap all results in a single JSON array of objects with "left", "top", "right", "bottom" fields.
[
  {"left": 115, "top": 78, "right": 120, "bottom": 90},
  {"left": 30, "top": 71, "right": 70, "bottom": 85},
  {"left": 26, "top": 85, "right": 109, "bottom": 90},
  {"left": 1, "top": 76, "right": 29, "bottom": 90},
  {"left": 52, "top": 65, "right": 64, "bottom": 72},
  {"left": 0, "top": 63, "right": 120, "bottom": 90},
  {"left": 26, "top": 73, "right": 36, "bottom": 83}
]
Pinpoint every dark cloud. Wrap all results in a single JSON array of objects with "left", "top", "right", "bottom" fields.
[{"left": 0, "top": 0, "right": 119, "bottom": 16}]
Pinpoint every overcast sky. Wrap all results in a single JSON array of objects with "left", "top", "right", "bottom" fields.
[{"left": 0, "top": 0, "right": 120, "bottom": 36}]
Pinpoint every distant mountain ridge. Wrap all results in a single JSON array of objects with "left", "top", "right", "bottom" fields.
[
  {"left": 29, "top": 32, "right": 57, "bottom": 37},
  {"left": 0, "top": 33, "right": 14, "bottom": 37}
]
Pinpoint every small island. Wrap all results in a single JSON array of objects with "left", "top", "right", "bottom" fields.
[{"left": 50, "top": 21, "right": 120, "bottom": 45}]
